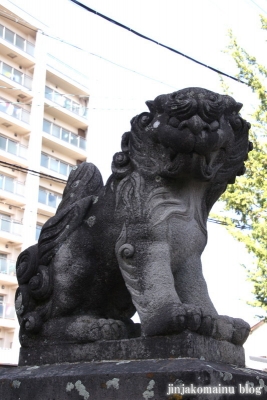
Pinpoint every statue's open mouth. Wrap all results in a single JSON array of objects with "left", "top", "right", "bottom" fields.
[{"left": 165, "top": 145, "right": 226, "bottom": 180}]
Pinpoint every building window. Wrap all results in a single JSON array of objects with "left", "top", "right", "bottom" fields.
[
  {"left": 40, "top": 152, "right": 74, "bottom": 177},
  {"left": 0, "top": 134, "right": 27, "bottom": 158},
  {"left": 5, "top": 28, "right": 14, "bottom": 45},
  {"left": 42, "top": 119, "right": 86, "bottom": 150},
  {"left": 0, "top": 295, "right": 4, "bottom": 318},
  {"left": 0, "top": 24, "right": 35, "bottom": 56},
  {"left": 0, "top": 253, "right": 7, "bottom": 274},
  {"left": 38, "top": 187, "right": 62, "bottom": 209},
  {"left": 44, "top": 86, "right": 88, "bottom": 118},
  {"left": 0, "top": 173, "right": 24, "bottom": 195},
  {"left": 0, "top": 213, "right": 11, "bottom": 233},
  {"left": 35, "top": 224, "right": 42, "bottom": 241}
]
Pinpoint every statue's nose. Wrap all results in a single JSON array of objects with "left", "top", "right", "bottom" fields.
[{"left": 178, "top": 115, "right": 211, "bottom": 135}]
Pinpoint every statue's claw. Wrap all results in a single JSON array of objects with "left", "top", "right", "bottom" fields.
[
  {"left": 210, "top": 315, "right": 250, "bottom": 345},
  {"left": 85, "top": 318, "right": 128, "bottom": 341},
  {"left": 142, "top": 303, "right": 203, "bottom": 336},
  {"left": 232, "top": 318, "right": 250, "bottom": 345},
  {"left": 197, "top": 315, "right": 216, "bottom": 337}
]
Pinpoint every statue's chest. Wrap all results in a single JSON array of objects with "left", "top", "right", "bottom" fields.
[
  {"left": 145, "top": 186, "right": 207, "bottom": 254},
  {"left": 146, "top": 187, "right": 195, "bottom": 226}
]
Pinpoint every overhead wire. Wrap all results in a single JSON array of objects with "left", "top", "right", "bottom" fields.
[
  {"left": 0, "top": 4, "right": 256, "bottom": 231},
  {"left": 0, "top": 160, "right": 67, "bottom": 184},
  {"left": 249, "top": 0, "right": 267, "bottom": 14},
  {"left": 0, "top": 5, "right": 249, "bottom": 89},
  {"left": 69, "top": 0, "right": 249, "bottom": 86}
]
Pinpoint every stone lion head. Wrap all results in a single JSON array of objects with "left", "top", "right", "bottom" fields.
[{"left": 112, "top": 87, "right": 252, "bottom": 185}]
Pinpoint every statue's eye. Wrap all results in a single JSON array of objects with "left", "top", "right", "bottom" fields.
[
  {"left": 141, "top": 116, "right": 149, "bottom": 124},
  {"left": 138, "top": 112, "right": 153, "bottom": 128},
  {"left": 230, "top": 116, "right": 243, "bottom": 131},
  {"left": 176, "top": 94, "right": 185, "bottom": 100}
]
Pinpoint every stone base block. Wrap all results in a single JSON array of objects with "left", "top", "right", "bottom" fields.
[
  {"left": 1, "top": 358, "right": 267, "bottom": 399},
  {"left": 19, "top": 331, "right": 245, "bottom": 367}
]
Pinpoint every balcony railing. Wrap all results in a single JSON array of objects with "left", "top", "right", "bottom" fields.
[
  {"left": 0, "top": 258, "right": 16, "bottom": 276},
  {"left": 0, "top": 24, "right": 35, "bottom": 57},
  {"left": 0, "top": 174, "right": 24, "bottom": 196},
  {"left": 43, "top": 119, "right": 86, "bottom": 150},
  {"left": 0, "top": 60, "right": 32, "bottom": 90},
  {"left": 0, "top": 134, "right": 27, "bottom": 159},
  {"left": 0, "top": 303, "right": 15, "bottom": 319},
  {"left": 47, "top": 54, "right": 90, "bottom": 89},
  {"left": 38, "top": 187, "right": 62, "bottom": 209},
  {"left": 0, "top": 216, "right": 22, "bottom": 236},
  {"left": 41, "top": 152, "right": 74, "bottom": 177},
  {"left": 0, "top": 97, "right": 30, "bottom": 124},
  {"left": 45, "top": 86, "right": 89, "bottom": 119}
]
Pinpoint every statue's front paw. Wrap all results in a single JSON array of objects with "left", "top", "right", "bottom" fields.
[
  {"left": 183, "top": 304, "right": 202, "bottom": 332},
  {"left": 141, "top": 303, "right": 203, "bottom": 336},
  {"left": 89, "top": 318, "right": 128, "bottom": 341},
  {"left": 210, "top": 315, "right": 250, "bottom": 345},
  {"left": 231, "top": 318, "right": 250, "bottom": 345},
  {"left": 67, "top": 316, "right": 128, "bottom": 342}
]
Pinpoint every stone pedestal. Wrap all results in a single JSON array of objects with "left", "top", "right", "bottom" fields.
[
  {"left": 1, "top": 333, "right": 266, "bottom": 399},
  {"left": 19, "top": 331, "right": 245, "bottom": 367},
  {"left": 1, "top": 358, "right": 267, "bottom": 399}
]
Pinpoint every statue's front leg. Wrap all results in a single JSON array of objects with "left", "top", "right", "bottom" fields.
[{"left": 115, "top": 224, "right": 202, "bottom": 336}]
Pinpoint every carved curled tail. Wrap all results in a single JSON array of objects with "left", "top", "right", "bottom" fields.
[{"left": 15, "top": 162, "right": 104, "bottom": 342}]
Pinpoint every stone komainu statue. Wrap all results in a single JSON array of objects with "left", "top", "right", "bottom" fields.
[{"left": 15, "top": 87, "right": 252, "bottom": 348}]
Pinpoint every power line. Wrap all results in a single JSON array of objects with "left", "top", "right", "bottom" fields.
[
  {"left": 0, "top": 160, "right": 67, "bottom": 184},
  {"left": 249, "top": 0, "right": 267, "bottom": 14},
  {"left": 69, "top": 0, "right": 248, "bottom": 86},
  {"left": 0, "top": 6, "right": 248, "bottom": 90},
  {"left": 41, "top": 32, "right": 178, "bottom": 90}
]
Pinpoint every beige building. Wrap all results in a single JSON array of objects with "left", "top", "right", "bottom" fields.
[
  {"left": 0, "top": 1, "right": 89, "bottom": 364},
  {"left": 244, "top": 320, "right": 267, "bottom": 371}
]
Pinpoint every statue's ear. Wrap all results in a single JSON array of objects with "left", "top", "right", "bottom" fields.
[
  {"left": 121, "top": 131, "right": 130, "bottom": 153},
  {"left": 146, "top": 100, "right": 156, "bottom": 115}
]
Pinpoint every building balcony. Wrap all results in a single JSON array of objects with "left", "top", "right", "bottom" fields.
[
  {"left": 47, "top": 54, "right": 90, "bottom": 95},
  {"left": 0, "top": 216, "right": 22, "bottom": 237},
  {"left": 0, "top": 257, "right": 16, "bottom": 276},
  {"left": 0, "top": 134, "right": 27, "bottom": 163},
  {"left": 38, "top": 187, "right": 62, "bottom": 217},
  {"left": 0, "top": 303, "right": 16, "bottom": 329},
  {"left": 0, "top": 23, "right": 35, "bottom": 69},
  {"left": 44, "top": 86, "right": 89, "bottom": 129},
  {"left": 0, "top": 303, "right": 15, "bottom": 319},
  {"left": 0, "top": 174, "right": 25, "bottom": 207},
  {"left": 42, "top": 119, "right": 87, "bottom": 160},
  {"left": 0, "top": 60, "right": 32, "bottom": 100},
  {"left": 0, "top": 97, "right": 30, "bottom": 135},
  {"left": 41, "top": 152, "right": 74, "bottom": 179}
]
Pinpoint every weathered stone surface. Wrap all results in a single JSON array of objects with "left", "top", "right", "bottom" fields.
[
  {"left": 15, "top": 88, "right": 253, "bottom": 363},
  {"left": 19, "top": 331, "right": 245, "bottom": 367},
  {"left": 1, "top": 359, "right": 267, "bottom": 400}
]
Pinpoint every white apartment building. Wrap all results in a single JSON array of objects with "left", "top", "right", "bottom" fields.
[{"left": 0, "top": 2, "right": 89, "bottom": 364}]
